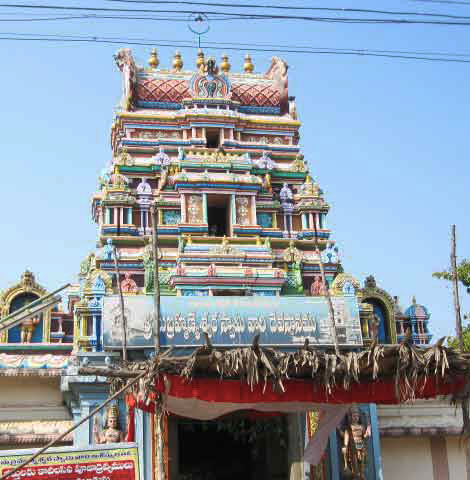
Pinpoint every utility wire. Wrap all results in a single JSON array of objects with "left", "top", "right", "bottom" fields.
[
  {"left": 1, "top": 33, "right": 470, "bottom": 63},
  {"left": 106, "top": 0, "right": 470, "bottom": 19},
  {"left": 411, "top": 0, "right": 470, "bottom": 5},
  {"left": 3, "top": 3, "right": 470, "bottom": 25},
  {"left": 7, "top": 31, "right": 470, "bottom": 58}
]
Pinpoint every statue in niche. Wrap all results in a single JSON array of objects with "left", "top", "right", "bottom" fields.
[
  {"left": 157, "top": 167, "right": 168, "bottom": 193},
  {"left": 280, "top": 183, "right": 293, "bottom": 203},
  {"left": 95, "top": 405, "right": 125, "bottom": 444},
  {"left": 310, "top": 276, "right": 326, "bottom": 296},
  {"left": 143, "top": 242, "right": 155, "bottom": 293},
  {"left": 263, "top": 172, "right": 272, "bottom": 193},
  {"left": 153, "top": 146, "right": 170, "bottom": 166},
  {"left": 207, "top": 263, "right": 217, "bottom": 277},
  {"left": 121, "top": 272, "right": 138, "bottom": 294},
  {"left": 340, "top": 406, "right": 371, "bottom": 479},
  {"left": 178, "top": 146, "right": 185, "bottom": 161},
  {"left": 102, "top": 239, "right": 114, "bottom": 260},
  {"left": 368, "top": 314, "right": 380, "bottom": 342},
  {"left": 80, "top": 253, "right": 96, "bottom": 277},
  {"left": 137, "top": 177, "right": 152, "bottom": 195},
  {"left": 283, "top": 239, "right": 302, "bottom": 263},
  {"left": 20, "top": 315, "right": 41, "bottom": 343}
]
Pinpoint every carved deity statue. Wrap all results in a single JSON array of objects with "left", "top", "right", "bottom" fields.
[
  {"left": 340, "top": 406, "right": 371, "bottom": 479},
  {"left": 121, "top": 272, "right": 138, "bottom": 294},
  {"left": 102, "top": 238, "right": 114, "bottom": 261},
  {"left": 20, "top": 315, "right": 41, "bottom": 343},
  {"left": 280, "top": 183, "right": 293, "bottom": 203},
  {"left": 310, "top": 276, "right": 326, "bottom": 296},
  {"left": 95, "top": 405, "right": 125, "bottom": 444},
  {"left": 143, "top": 241, "right": 155, "bottom": 293}
]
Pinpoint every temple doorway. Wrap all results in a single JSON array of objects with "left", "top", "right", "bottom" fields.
[
  {"left": 207, "top": 195, "right": 230, "bottom": 237},
  {"left": 169, "top": 415, "right": 288, "bottom": 480}
]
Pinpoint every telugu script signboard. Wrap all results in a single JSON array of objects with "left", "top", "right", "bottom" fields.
[
  {"left": 102, "top": 295, "right": 362, "bottom": 348},
  {"left": 0, "top": 444, "right": 140, "bottom": 480}
]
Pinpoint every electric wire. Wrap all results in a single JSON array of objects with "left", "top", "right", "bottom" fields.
[
  {"left": 1, "top": 32, "right": 469, "bottom": 63},
  {"left": 2, "top": 3, "right": 470, "bottom": 26}
]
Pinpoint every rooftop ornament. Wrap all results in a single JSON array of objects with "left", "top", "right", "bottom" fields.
[
  {"left": 244, "top": 53, "right": 254, "bottom": 73},
  {"left": 172, "top": 51, "right": 183, "bottom": 72},
  {"left": 148, "top": 48, "right": 159, "bottom": 70}
]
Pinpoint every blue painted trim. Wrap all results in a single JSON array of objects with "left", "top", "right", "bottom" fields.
[
  {"left": 124, "top": 124, "right": 184, "bottom": 130},
  {"left": 259, "top": 231, "right": 284, "bottom": 238},
  {"left": 297, "top": 231, "right": 330, "bottom": 239},
  {"left": 222, "top": 141, "right": 299, "bottom": 152},
  {"left": 175, "top": 182, "right": 260, "bottom": 191},
  {"left": 101, "top": 263, "right": 143, "bottom": 269},
  {"left": 122, "top": 140, "right": 192, "bottom": 147},
  {"left": 238, "top": 105, "right": 280, "bottom": 114},
  {"left": 233, "top": 227, "right": 262, "bottom": 235},
  {"left": 136, "top": 101, "right": 182, "bottom": 109},
  {"left": 179, "top": 226, "right": 208, "bottom": 233},
  {"left": 368, "top": 403, "right": 384, "bottom": 480},
  {"left": 235, "top": 128, "right": 294, "bottom": 136},
  {"left": 328, "top": 430, "right": 340, "bottom": 480},
  {"left": 102, "top": 227, "right": 139, "bottom": 236},
  {"left": 189, "top": 123, "right": 234, "bottom": 128}
]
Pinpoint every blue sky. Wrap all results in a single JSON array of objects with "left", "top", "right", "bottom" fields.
[{"left": 0, "top": 0, "right": 468, "bottom": 340}]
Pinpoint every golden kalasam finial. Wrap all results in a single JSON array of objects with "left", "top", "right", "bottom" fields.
[
  {"left": 148, "top": 48, "right": 159, "bottom": 69},
  {"left": 173, "top": 51, "right": 183, "bottom": 72},
  {"left": 220, "top": 53, "right": 230, "bottom": 73},
  {"left": 244, "top": 53, "right": 254, "bottom": 73},
  {"left": 196, "top": 48, "right": 205, "bottom": 71}
]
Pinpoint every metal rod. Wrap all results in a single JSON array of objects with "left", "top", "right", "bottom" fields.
[
  {"left": 451, "top": 224, "right": 464, "bottom": 351},
  {"left": 113, "top": 246, "right": 127, "bottom": 362},
  {"left": 0, "top": 284, "right": 70, "bottom": 333},
  {"left": 151, "top": 204, "right": 162, "bottom": 354},
  {"left": 0, "top": 370, "right": 147, "bottom": 480},
  {"left": 312, "top": 217, "right": 340, "bottom": 356}
]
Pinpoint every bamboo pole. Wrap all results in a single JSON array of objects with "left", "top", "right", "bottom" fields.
[
  {"left": 451, "top": 224, "right": 464, "bottom": 351},
  {"left": 312, "top": 217, "right": 340, "bottom": 356},
  {"left": 0, "top": 370, "right": 147, "bottom": 480},
  {"left": 151, "top": 202, "right": 164, "bottom": 480},
  {"left": 0, "top": 284, "right": 70, "bottom": 334},
  {"left": 151, "top": 205, "right": 161, "bottom": 354},
  {"left": 113, "top": 246, "right": 127, "bottom": 362}
]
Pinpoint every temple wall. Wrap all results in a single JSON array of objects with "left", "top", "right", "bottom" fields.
[
  {"left": 381, "top": 437, "right": 433, "bottom": 479},
  {"left": 446, "top": 437, "right": 467, "bottom": 479},
  {"left": 0, "top": 376, "right": 70, "bottom": 421}
]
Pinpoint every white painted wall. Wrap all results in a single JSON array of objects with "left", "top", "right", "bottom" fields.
[
  {"left": 381, "top": 437, "right": 433, "bottom": 479},
  {"left": 446, "top": 437, "right": 467, "bottom": 479}
]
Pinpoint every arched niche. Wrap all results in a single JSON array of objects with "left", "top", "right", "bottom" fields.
[{"left": 0, "top": 271, "right": 50, "bottom": 343}]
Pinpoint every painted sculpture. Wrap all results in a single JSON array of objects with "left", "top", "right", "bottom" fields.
[{"left": 95, "top": 405, "right": 125, "bottom": 444}]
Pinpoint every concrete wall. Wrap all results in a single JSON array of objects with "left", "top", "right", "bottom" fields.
[
  {"left": 0, "top": 376, "right": 70, "bottom": 421},
  {"left": 381, "top": 436, "right": 468, "bottom": 480},
  {"left": 381, "top": 437, "right": 433, "bottom": 479}
]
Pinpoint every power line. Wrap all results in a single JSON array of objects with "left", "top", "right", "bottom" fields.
[
  {"left": 3, "top": 3, "right": 470, "bottom": 26},
  {"left": 105, "top": 0, "right": 470, "bottom": 20},
  {"left": 1, "top": 32, "right": 470, "bottom": 63}
]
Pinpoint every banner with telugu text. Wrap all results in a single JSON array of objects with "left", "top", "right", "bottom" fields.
[
  {"left": 102, "top": 295, "right": 363, "bottom": 348},
  {"left": 0, "top": 444, "right": 140, "bottom": 480}
]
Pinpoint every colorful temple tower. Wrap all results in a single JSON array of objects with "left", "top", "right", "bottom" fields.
[{"left": 1, "top": 48, "right": 456, "bottom": 480}]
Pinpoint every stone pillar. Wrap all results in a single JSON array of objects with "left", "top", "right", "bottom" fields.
[
  {"left": 191, "top": 126, "right": 196, "bottom": 139},
  {"left": 202, "top": 193, "right": 208, "bottom": 223},
  {"left": 231, "top": 194, "right": 237, "bottom": 226},
  {"left": 251, "top": 196, "right": 257, "bottom": 224},
  {"left": 181, "top": 194, "right": 187, "bottom": 222},
  {"left": 287, "top": 413, "right": 305, "bottom": 480},
  {"left": 301, "top": 213, "right": 307, "bottom": 229},
  {"left": 272, "top": 213, "right": 277, "bottom": 228},
  {"left": 309, "top": 213, "right": 314, "bottom": 229}
]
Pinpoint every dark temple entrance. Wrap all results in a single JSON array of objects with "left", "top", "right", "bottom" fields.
[
  {"left": 169, "top": 415, "right": 288, "bottom": 480},
  {"left": 207, "top": 195, "right": 229, "bottom": 237}
]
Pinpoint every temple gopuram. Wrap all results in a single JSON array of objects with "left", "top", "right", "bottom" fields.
[{"left": 0, "top": 49, "right": 466, "bottom": 480}]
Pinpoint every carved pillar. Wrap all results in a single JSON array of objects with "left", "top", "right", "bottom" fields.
[
  {"left": 202, "top": 193, "right": 208, "bottom": 223},
  {"left": 301, "top": 213, "right": 307, "bottom": 229},
  {"left": 251, "top": 196, "right": 257, "bottom": 224},
  {"left": 191, "top": 127, "right": 196, "bottom": 139},
  {"left": 309, "top": 213, "right": 314, "bottom": 229},
  {"left": 272, "top": 213, "right": 277, "bottom": 228},
  {"left": 181, "top": 194, "right": 187, "bottom": 223},
  {"left": 231, "top": 194, "right": 236, "bottom": 225}
]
